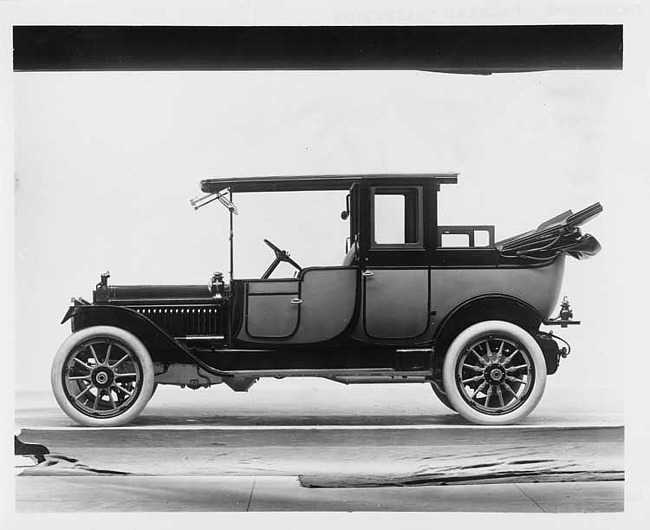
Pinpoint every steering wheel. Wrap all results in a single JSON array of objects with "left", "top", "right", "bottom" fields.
[{"left": 262, "top": 239, "right": 302, "bottom": 279}]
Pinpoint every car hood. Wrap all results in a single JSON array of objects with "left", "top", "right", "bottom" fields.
[{"left": 94, "top": 284, "right": 215, "bottom": 303}]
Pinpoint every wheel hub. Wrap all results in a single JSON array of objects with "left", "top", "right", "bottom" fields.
[
  {"left": 91, "top": 367, "right": 114, "bottom": 388},
  {"left": 486, "top": 364, "right": 505, "bottom": 384}
]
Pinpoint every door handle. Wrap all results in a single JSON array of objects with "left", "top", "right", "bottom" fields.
[
  {"left": 290, "top": 298, "right": 303, "bottom": 304},
  {"left": 362, "top": 271, "right": 374, "bottom": 277}
]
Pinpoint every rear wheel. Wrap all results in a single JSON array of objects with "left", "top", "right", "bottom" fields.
[
  {"left": 51, "top": 326, "right": 155, "bottom": 427},
  {"left": 442, "top": 320, "right": 546, "bottom": 425}
]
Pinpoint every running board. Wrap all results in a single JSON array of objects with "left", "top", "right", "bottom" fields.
[
  {"left": 154, "top": 363, "right": 433, "bottom": 389},
  {"left": 226, "top": 368, "right": 433, "bottom": 379},
  {"left": 326, "top": 375, "right": 430, "bottom": 384}
]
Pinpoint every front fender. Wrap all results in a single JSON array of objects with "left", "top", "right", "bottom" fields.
[{"left": 61, "top": 305, "right": 201, "bottom": 366}]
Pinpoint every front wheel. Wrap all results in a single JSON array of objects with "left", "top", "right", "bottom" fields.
[
  {"left": 51, "top": 326, "right": 155, "bottom": 427},
  {"left": 442, "top": 321, "right": 547, "bottom": 425}
]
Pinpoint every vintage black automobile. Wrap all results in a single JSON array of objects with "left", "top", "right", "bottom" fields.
[{"left": 51, "top": 174, "right": 602, "bottom": 426}]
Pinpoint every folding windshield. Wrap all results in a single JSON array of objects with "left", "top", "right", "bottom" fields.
[{"left": 190, "top": 188, "right": 238, "bottom": 214}]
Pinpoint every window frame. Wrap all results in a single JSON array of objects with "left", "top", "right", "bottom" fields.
[{"left": 369, "top": 185, "right": 424, "bottom": 251}]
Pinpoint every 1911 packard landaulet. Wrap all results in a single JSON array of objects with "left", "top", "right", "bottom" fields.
[{"left": 51, "top": 173, "right": 602, "bottom": 426}]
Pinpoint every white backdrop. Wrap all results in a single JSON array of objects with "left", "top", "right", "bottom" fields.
[
  {"left": 14, "top": 68, "right": 627, "bottom": 412},
  {"left": 3, "top": 0, "right": 650, "bottom": 526}
]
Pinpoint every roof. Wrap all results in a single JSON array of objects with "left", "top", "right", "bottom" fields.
[{"left": 201, "top": 173, "right": 459, "bottom": 193}]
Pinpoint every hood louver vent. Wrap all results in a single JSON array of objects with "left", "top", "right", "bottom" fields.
[{"left": 133, "top": 305, "right": 222, "bottom": 338}]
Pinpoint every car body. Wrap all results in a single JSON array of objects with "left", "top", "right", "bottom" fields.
[{"left": 51, "top": 173, "right": 602, "bottom": 426}]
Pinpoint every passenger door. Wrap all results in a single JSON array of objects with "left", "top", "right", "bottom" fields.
[
  {"left": 363, "top": 268, "right": 430, "bottom": 339},
  {"left": 244, "top": 280, "right": 301, "bottom": 339},
  {"left": 238, "top": 268, "right": 358, "bottom": 344},
  {"left": 359, "top": 184, "right": 432, "bottom": 339}
]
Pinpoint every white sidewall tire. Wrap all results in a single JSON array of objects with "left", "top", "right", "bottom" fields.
[
  {"left": 51, "top": 326, "right": 155, "bottom": 427},
  {"left": 430, "top": 381, "right": 456, "bottom": 412},
  {"left": 150, "top": 382, "right": 159, "bottom": 401},
  {"left": 442, "top": 320, "right": 547, "bottom": 425}
]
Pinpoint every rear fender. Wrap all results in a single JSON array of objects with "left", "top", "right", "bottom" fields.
[{"left": 432, "top": 295, "right": 544, "bottom": 373}]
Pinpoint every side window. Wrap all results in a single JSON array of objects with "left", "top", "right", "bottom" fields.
[
  {"left": 371, "top": 187, "right": 423, "bottom": 248},
  {"left": 437, "top": 226, "right": 495, "bottom": 248}
]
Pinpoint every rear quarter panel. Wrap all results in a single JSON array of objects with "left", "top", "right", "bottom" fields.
[{"left": 431, "top": 255, "right": 565, "bottom": 326}]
